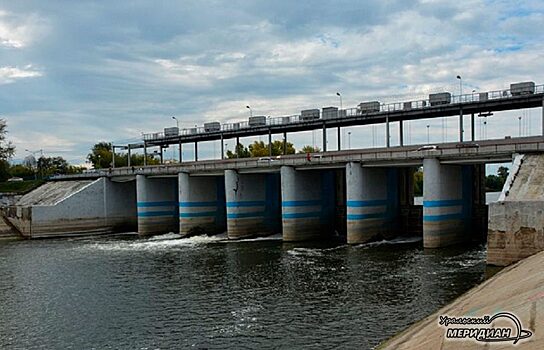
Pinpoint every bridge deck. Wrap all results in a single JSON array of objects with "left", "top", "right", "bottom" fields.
[
  {"left": 56, "top": 136, "right": 544, "bottom": 180},
  {"left": 143, "top": 92, "right": 544, "bottom": 146}
]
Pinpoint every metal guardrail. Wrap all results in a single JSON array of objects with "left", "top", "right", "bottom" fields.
[{"left": 142, "top": 84, "right": 544, "bottom": 141}]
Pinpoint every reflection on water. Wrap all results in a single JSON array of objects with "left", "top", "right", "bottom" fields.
[{"left": 0, "top": 233, "right": 487, "bottom": 349}]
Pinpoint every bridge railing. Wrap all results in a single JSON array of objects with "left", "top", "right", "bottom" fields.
[{"left": 142, "top": 84, "right": 544, "bottom": 141}]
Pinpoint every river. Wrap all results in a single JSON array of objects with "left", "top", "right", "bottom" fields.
[{"left": 0, "top": 233, "right": 488, "bottom": 349}]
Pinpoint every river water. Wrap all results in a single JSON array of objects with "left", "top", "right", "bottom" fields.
[{"left": 0, "top": 233, "right": 488, "bottom": 349}]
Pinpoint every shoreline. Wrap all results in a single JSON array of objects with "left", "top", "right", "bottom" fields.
[{"left": 377, "top": 250, "right": 544, "bottom": 349}]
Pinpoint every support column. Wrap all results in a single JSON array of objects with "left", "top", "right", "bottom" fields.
[
  {"left": 136, "top": 175, "right": 178, "bottom": 236},
  {"left": 423, "top": 158, "right": 472, "bottom": 248},
  {"left": 337, "top": 126, "right": 341, "bottom": 151},
  {"left": 225, "top": 170, "right": 281, "bottom": 239},
  {"left": 386, "top": 116, "right": 390, "bottom": 147},
  {"left": 220, "top": 134, "right": 224, "bottom": 160},
  {"left": 459, "top": 107, "right": 464, "bottom": 142},
  {"left": 471, "top": 113, "right": 475, "bottom": 141},
  {"left": 178, "top": 173, "right": 226, "bottom": 236},
  {"left": 194, "top": 142, "right": 198, "bottom": 161},
  {"left": 399, "top": 120, "right": 404, "bottom": 146},
  {"left": 542, "top": 97, "right": 544, "bottom": 136},
  {"left": 283, "top": 132, "right": 287, "bottom": 155},
  {"left": 346, "top": 163, "right": 400, "bottom": 244},
  {"left": 236, "top": 137, "right": 240, "bottom": 158},
  {"left": 159, "top": 146, "right": 164, "bottom": 164},
  {"left": 268, "top": 129, "right": 272, "bottom": 156},
  {"left": 143, "top": 141, "right": 147, "bottom": 166},
  {"left": 179, "top": 141, "right": 182, "bottom": 163},
  {"left": 112, "top": 146, "right": 116, "bottom": 168},
  {"left": 127, "top": 146, "right": 131, "bottom": 167},
  {"left": 281, "top": 166, "right": 336, "bottom": 241},
  {"left": 322, "top": 123, "right": 327, "bottom": 152}
]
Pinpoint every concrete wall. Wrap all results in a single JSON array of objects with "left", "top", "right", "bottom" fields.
[
  {"left": 345, "top": 162, "right": 400, "bottom": 244},
  {"left": 225, "top": 170, "right": 281, "bottom": 239},
  {"left": 281, "top": 166, "right": 336, "bottom": 241},
  {"left": 136, "top": 175, "right": 178, "bottom": 236},
  {"left": 488, "top": 154, "right": 544, "bottom": 266},
  {"left": 178, "top": 173, "right": 226, "bottom": 236},
  {"left": 423, "top": 158, "right": 473, "bottom": 248},
  {"left": 7, "top": 178, "right": 137, "bottom": 238}
]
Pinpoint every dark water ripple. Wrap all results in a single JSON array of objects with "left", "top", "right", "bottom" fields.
[{"left": 0, "top": 234, "right": 487, "bottom": 349}]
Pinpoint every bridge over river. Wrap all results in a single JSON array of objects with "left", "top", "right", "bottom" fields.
[{"left": 5, "top": 81, "right": 544, "bottom": 266}]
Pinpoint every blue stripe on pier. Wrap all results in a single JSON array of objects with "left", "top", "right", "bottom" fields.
[
  {"left": 137, "top": 201, "right": 177, "bottom": 208},
  {"left": 226, "top": 201, "right": 265, "bottom": 208},
  {"left": 346, "top": 200, "right": 387, "bottom": 207},
  {"left": 137, "top": 211, "right": 178, "bottom": 217},
  {"left": 281, "top": 200, "right": 321, "bottom": 207},
  {"left": 346, "top": 212, "right": 386, "bottom": 220},
  {"left": 282, "top": 211, "right": 322, "bottom": 219},
  {"left": 227, "top": 211, "right": 265, "bottom": 219},
  {"left": 423, "top": 199, "right": 463, "bottom": 207},
  {"left": 179, "top": 201, "right": 218, "bottom": 207},
  {"left": 180, "top": 211, "right": 217, "bottom": 218},
  {"left": 423, "top": 213, "right": 463, "bottom": 222}
]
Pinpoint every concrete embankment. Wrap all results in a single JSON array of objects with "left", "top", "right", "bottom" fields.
[
  {"left": 378, "top": 250, "right": 544, "bottom": 349},
  {"left": 3, "top": 178, "right": 137, "bottom": 238},
  {"left": 488, "top": 154, "right": 544, "bottom": 266}
]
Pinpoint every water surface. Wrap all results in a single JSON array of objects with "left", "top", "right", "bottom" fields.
[{"left": 0, "top": 234, "right": 487, "bottom": 349}]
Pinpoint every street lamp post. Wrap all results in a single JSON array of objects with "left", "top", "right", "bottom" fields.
[
  {"left": 348, "top": 131, "right": 352, "bottom": 149},
  {"left": 172, "top": 116, "right": 179, "bottom": 129},
  {"left": 246, "top": 105, "right": 253, "bottom": 118},
  {"left": 456, "top": 75, "right": 463, "bottom": 99},
  {"left": 336, "top": 92, "right": 342, "bottom": 150},
  {"left": 518, "top": 116, "right": 522, "bottom": 137},
  {"left": 457, "top": 75, "right": 464, "bottom": 142}
]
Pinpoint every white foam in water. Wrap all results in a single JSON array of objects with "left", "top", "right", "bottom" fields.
[
  {"left": 83, "top": 232, "right": 227, "bottom": 252},
  {"left": 287, "top": 247, "right": 325, "bottom": 257},
  {"left": 235, "top": 233, "right": 283, "bottom": 242},
  {"left": 355, "top": 236, "right": 422, "bottom": 249}
]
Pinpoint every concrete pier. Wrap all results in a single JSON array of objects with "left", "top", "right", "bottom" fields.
[
  {"left": 488, "top": 154, "right": 544, "bottom": 266},
  {"left": 136, "top": 175, "right": 178, "bottom": 236},
  {"left": 281, "top": 166, "right": 336, "bottom": 241},
  {"left": 423, "top": 158, "right": 474, "bottom": 248},
  {"left": 225, "top": 170, "right": 281, "bottom": 239},
  {"left": 346, "top": 162, "right": 400, "bottom": 244},
  {"left": 178, "top": 173, "right": 226, "bottom": 236}
]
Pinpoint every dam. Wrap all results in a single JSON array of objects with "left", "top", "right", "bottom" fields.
[{"left": 4, "top": 81, "right": 544, "bottom": 267}]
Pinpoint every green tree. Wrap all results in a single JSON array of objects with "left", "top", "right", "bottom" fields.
[
  {"left": 87, "top": 142, "right": 113, "bottom": 169},
  {"left": 0, "top": 119, "right": 15, "bottom": 161},
  {"left": 226, "top": 141, "right": 295, "bottom": 159},
  {"left": 298, "top": 145, "right": 321, "bottom": 154},
  {"left": 37, "top": 156, "right": 71, "bottom": 177},
  {"left": 226, "top": 143, "right": 251, "bottom": 159},
  {"left": 87, "top": 142, "right": 158, "bottom": 168},
  {"left": 10, "top": 164, "right": 35, "bottom": 179},
  {"left": 0, "top": 119, "right": 15, "bottom": 182},
  {"left": 248, "top": 141, "right": 269, "bottom": 157},
  {"left": 413, "top": 168, "right": 423, "bottom": 196},
  {"left": 497, "top": 166, "right": 509, "bottom": 182}
]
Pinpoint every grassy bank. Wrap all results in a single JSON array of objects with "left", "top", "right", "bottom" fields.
[{"left": 0, "top": 180, "right": 44, "bottom": 194}]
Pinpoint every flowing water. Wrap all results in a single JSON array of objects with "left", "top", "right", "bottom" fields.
[{"left": 0, "top": 233, "right": 488, "bottom": 349}]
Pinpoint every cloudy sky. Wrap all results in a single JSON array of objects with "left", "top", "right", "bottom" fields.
[{"left": 0, "top": 0, "right": 543, "bottom": 165}]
